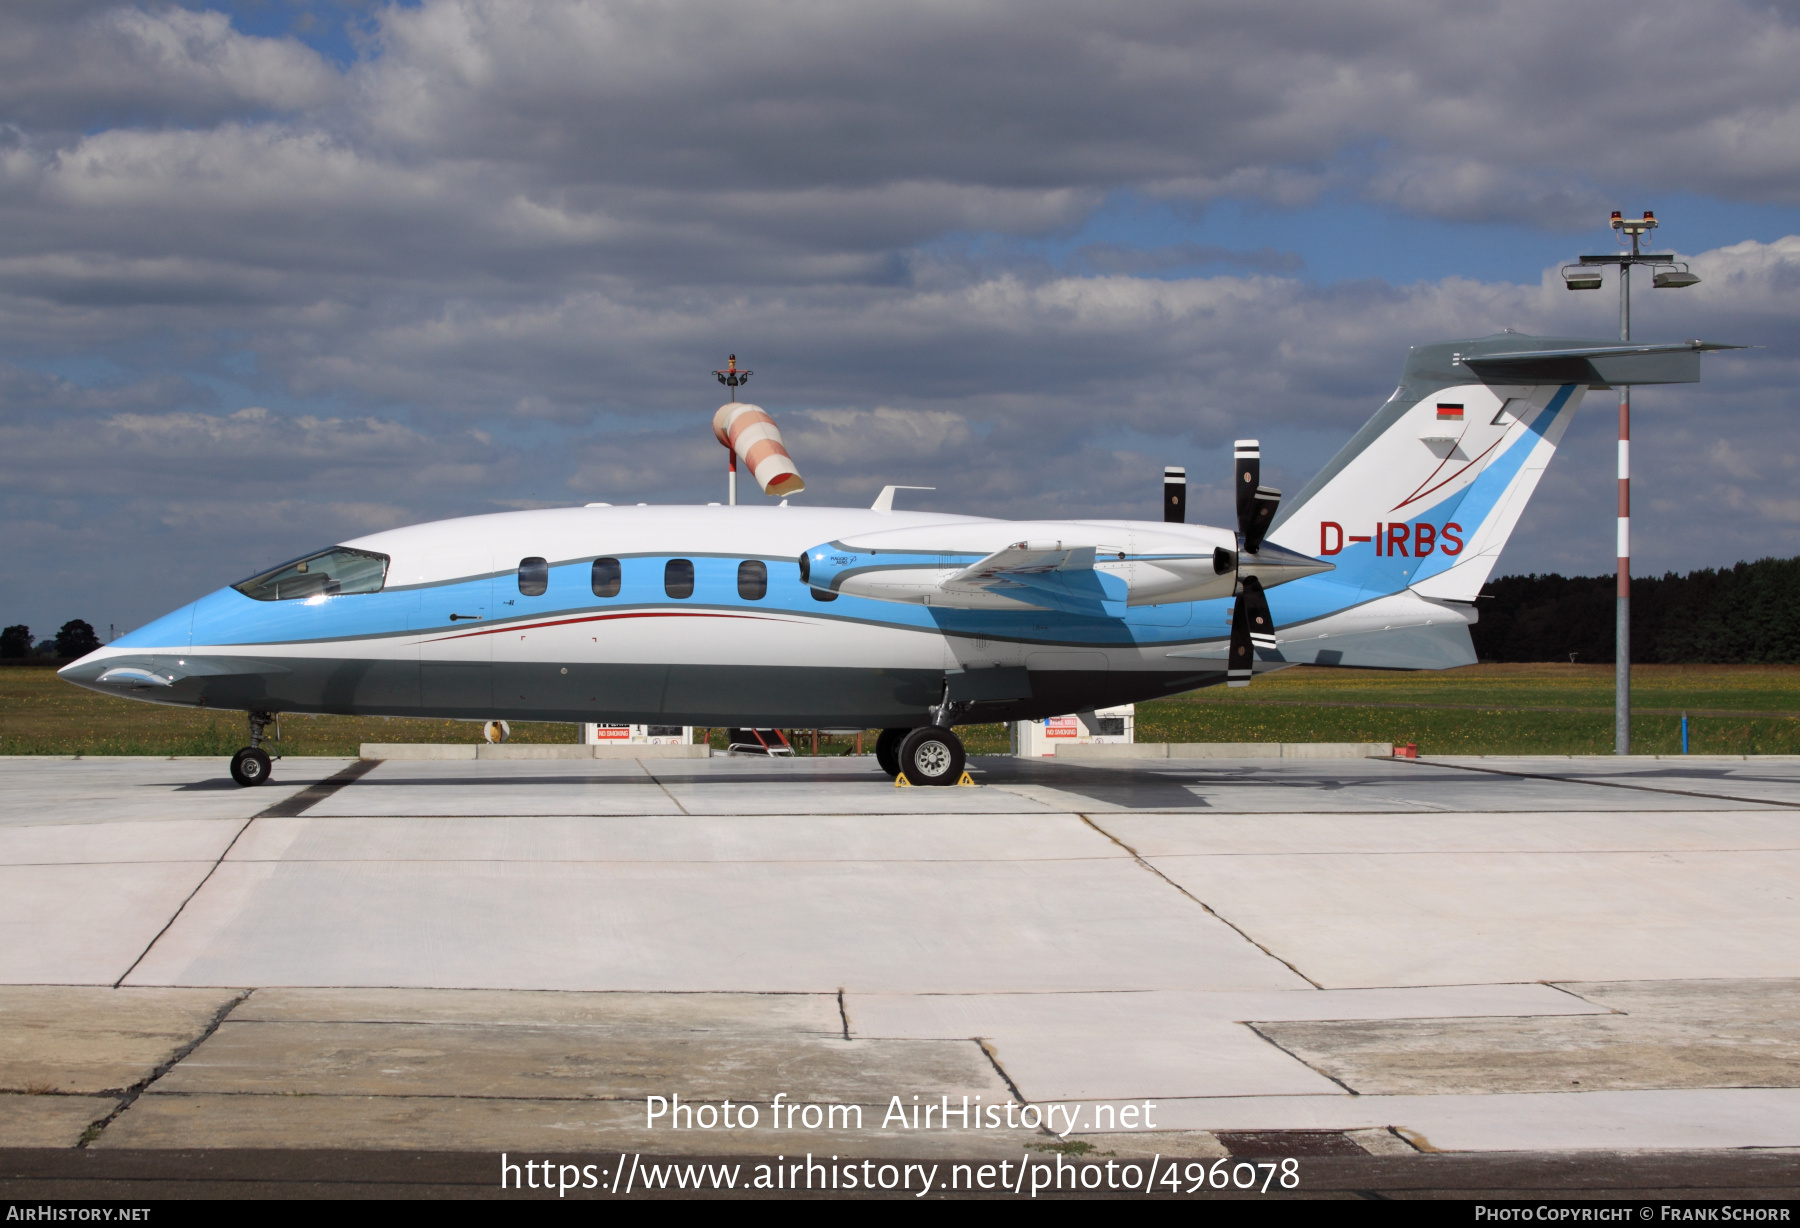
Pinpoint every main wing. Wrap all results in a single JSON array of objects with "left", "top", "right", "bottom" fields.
[{"left": 941, "top": 541, "right": 1127, "bottom": 617}]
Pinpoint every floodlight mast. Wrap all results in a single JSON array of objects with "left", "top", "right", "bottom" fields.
[
  {"left": 713, "top": 354, "right": 753, "bottom": 506},
  {"left": 1564, "top": 211, "right": 1701, "bottom": 754}
]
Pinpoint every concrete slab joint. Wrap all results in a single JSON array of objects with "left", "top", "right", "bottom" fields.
[{"left": 1054, "top": 742, "right": 1393, "bottom": 760}]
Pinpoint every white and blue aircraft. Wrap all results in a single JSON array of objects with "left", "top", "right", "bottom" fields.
[{"left": 60, "top": 333, "right": 1733, "bottom": 786}]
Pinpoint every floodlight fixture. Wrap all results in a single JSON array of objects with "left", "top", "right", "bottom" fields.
[
  {"left": 1562, "top": 264, "right": 1604, "bottom": 290},
  {"left": 1653, "top": 264, "right": 1701, "bottom": 289}
]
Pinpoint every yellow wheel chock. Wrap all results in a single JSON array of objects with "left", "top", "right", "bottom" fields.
[{"left": 894, "top": 771, "right": 979, "bottom": 788}]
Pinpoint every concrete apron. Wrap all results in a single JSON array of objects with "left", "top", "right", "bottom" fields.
[
  {"left": 7, "top": 982, "right": 1800, "bottom": 1155},
  {"left": 4, "top": 754, "right": 1800, "bottom": 1155}
]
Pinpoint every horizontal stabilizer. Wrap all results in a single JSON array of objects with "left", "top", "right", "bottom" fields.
[{"left": 1458, "top": 339, "right": 1744, "bottom": 386}]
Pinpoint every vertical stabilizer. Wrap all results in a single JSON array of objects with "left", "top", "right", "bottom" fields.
[{"left": 1265, "top": 335, "right": 1596, "bottom": 605}]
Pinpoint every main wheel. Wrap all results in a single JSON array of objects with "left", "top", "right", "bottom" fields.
[
  {"left": 898, "top": 726, "right": 964, "bottom": 786},
  {"left": 230, "top": 747, "right": 272, "bottom": 787},
  {"left": 874, "top": 728, "right": 908, "bottom": 778}
]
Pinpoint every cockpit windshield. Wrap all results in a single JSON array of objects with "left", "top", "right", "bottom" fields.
[{"left": 233, "top": 547, "right": 390, "bottom": 602}]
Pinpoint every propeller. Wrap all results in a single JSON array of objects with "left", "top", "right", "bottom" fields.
[{"left": 1228, "top": 439, "right": 1283, "bottom": 688}]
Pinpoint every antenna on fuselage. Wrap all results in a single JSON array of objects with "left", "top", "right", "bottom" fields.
[{"left": 713, "top": 354, "right": 753, "bottom": 505}]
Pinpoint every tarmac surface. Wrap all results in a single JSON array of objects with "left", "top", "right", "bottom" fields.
[{"left": 2, "top": 750, "right": 1798, "bottom": 1198}]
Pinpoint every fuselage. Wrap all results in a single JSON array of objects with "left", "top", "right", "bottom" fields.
[
  {"left": 59, "top": 503, "right": 1369, "bottom": 729},
  {"left": 59, "top": 332, "right": 1720, "bottom": 736}
]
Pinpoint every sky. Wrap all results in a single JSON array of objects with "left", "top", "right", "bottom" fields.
[{"left": 2, "top": 0, "right": 1797, "bottom": 640}]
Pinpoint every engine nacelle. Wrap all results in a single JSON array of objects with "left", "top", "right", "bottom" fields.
[{"left": 800, "top": 520, "right": 1325, "bottom": 611}]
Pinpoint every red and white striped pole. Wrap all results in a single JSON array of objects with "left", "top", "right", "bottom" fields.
[
  {"left": 1617, "top": 387, "right": 1631, "bottom": 754},
  {"left": 1615, "top": 231, "right": 1634, "bottom": 756}
]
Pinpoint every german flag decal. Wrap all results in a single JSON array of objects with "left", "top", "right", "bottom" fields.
[{"left": 1436, "top": 403, "right": 1465, "bottom": 421}]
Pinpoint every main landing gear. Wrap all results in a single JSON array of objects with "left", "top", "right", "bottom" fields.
[
  {"left": 229, "top": 710, "right": 275, "bottom": 787},
  {"left": 874, "top": 728, "right": 906, "bottom": 778},
  {"left": 876, "top": 725, "right": 966, "bottom": 786}
]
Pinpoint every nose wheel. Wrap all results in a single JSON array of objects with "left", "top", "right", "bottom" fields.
[
  {"left": 229, "top": 710, "right": 277, "bottom": 787},
  {"left": 230, "top": 747, "right": 272, "bottom": 787},
  {"left": 897, "top": 726, "right": 965, "bottom": 786}
]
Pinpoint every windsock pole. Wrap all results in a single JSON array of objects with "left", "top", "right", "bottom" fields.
[{"left": 714, "top": 354, "right": 752, "bottom": 507}]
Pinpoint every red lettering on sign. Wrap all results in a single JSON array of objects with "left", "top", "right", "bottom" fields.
[
  {"left": 1413, "top": 522, "right": 1437, "bottom": 557},
  {"left": 1320, "top": 522, "right": 1343, "bottom": 556},
  {"left": 1387, "top": 523, "right": 1410, "bottom": 557},
  {"left": 1441, "top": 522, "right": 1463, "bottom": 555}
]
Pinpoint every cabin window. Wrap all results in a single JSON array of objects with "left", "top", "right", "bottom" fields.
[
  {"left": 664, "top": 558, "right": 695, "bottom": 599},
  {"left": 737, "top": 560, "right": 768, "bottom": 601},
  {"left": 518, "top": 557, "right": 548, "bottom": 596},
  {"left": 591, "top": 557, "right": 621, "bottom": 598},
  {"left": 233, "top": 547, "right": 389, "bottom": 602}
]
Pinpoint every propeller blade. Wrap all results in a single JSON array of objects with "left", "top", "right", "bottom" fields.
[
  {"left": 1242, "top": 485, "right": 1280, "bottom": 553},
  {"left": 1227, "top": 590, "right": 1254, "bottom": 687},
  {"left": 1234, "top": 439, "right": 1260, "bottom": 532},
  {"left": 1242, "top": 574, "right": 1278, "bottom": 651},
  {"left": 1234, "top": 438, "right": 1281, "bottom": 552},
  {"left": 1164, "top": 466, "right": 1186, "bottom": 523},
  {"left": 1227, "top": 576, "right": 1276, "bottom": 688}
]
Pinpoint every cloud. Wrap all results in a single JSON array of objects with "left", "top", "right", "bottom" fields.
[
  {"left": 1073, "top": 242, "right": 1303, "bottom": 276},
  {"left": 1, "top": 0, "right": 1798, "bottom": 635},
  {"left": 0, "top": 5, "right": 339, "bottom": 132}
]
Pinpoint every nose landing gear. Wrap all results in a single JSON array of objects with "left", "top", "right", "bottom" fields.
[{"left": 229, "top": 710, "right": 276, "bottom": 787}]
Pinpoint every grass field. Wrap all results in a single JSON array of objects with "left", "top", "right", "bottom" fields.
[
  {"left": 1132, "top": 662, "right": 1800, "bottom": 756},
  {"left": 2, "top": 662, "right": 1796, "bottom": 758}
]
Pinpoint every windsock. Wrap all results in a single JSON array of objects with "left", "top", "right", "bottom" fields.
[{"left": 712, "top": 402, "right": 805, "bottom": 496}]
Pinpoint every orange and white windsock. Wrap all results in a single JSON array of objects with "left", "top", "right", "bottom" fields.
[{"left": 712, "top": 402, "right": 805, "bottom": 496}]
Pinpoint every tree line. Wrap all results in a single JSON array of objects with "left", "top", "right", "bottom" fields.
[
  {"left": 1, "top": 621, "right": 103, "bottom": 661},
  {"left": 1470, "top": 555, "right": 1800, "bottom": 664}
]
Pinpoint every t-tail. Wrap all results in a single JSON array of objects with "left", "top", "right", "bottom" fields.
[{"left": 1260, "top": 333, "right": 1738, "bottom": 670}]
